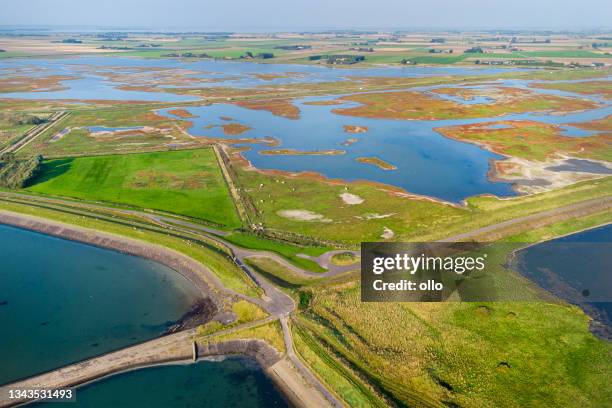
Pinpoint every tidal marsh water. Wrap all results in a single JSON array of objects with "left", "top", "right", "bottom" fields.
[
  {"left": 0, "top": 55, "right": 527, "bottom": 101},
  {"left": 1, "top": 56, "right": 610, "bottom": 202},
  {"left": 159, "top": 86, "right": 611, "bottom": 202}
]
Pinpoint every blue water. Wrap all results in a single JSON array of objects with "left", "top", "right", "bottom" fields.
[
  {"left": 558, "top": 125, "right": 601, "bottom": 137},
  {"left": 0, "top": 224, "right": 202, "bottom": 385},
  {"left": 159, "top": 100, "right": 516, "bottom": 202},
  {"left": 0, "top": 73, "right": 198, "bottom": 102},
  {"left": 33, "top": 358, "right": 287, "bottom": 408},
  {"left": 158, "top": 86, "right": 612, "bottom": 202},
  {"left": 1, "top": 56, "right": 609, "bottom": 202},
  {"left": 514, "top": 224, "right": 612, "bottom": 338},
  {"left": 0, "top": 55, "right": 529, "bottom": 101}
]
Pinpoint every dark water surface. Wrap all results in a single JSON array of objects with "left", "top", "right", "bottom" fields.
[
  {"left": 0, "top": 224, "right": 201, "bottom": 385},
  {"left": 33, "top": 358, "right": 288, "bottom": 408},
  {"left": 514, "top": 224, "right": 612, "bottom": 339}
]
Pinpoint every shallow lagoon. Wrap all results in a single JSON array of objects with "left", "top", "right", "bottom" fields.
[
  {"left": 161, "top": 101, "right": 516, "bottom": 202},
  {"left": 0, "top": 55, "right": 530, "bottom": 102},
  {"left": 1, "top": 56, "right": 610, "bottom": 202},
  {"left": 0, "top": 224, "right": 201, "bottom": 385},
  {"left": 159, "top": 86, "right": 611, "bottom": 202}
]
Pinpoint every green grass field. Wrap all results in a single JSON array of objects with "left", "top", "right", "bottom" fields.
[
  {"left": 300, "top": 282, "right": 611, "bottom": 407},
  {"left": 225, "top": 232, "right": 329, "bottom": 272},
  {"left": 26, "top": 148, "right": 241, "bottom": 228}
]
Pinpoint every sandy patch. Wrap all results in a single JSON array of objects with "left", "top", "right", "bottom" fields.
[
  {"left": 50, "top": 127, "right": 74, "bottom": 142},
  {"left": 493, "top": 156, "right": 612, "bottom": 194},
  {"left": 341, "top": 138, "right": 360, "bottom": 146},
  {"left": 343, "top": 125, "right": 368, "bottom": 134},
  {"left": 277, "top": 210, "right": 331, "bottom": 222},
  {"left": 340, "top": 192, "right": 364, "bottom": 205},
  {"left": 358, "top": 213, "right": 395, "bottom": 220},
  {"left": 381, "top": 227, "right": 395, "bottom": 240}
]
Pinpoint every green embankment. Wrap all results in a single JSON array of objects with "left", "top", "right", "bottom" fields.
[
  {"left": 245, "top": 257, "right": 322, "bottom": 290},
  {"left": 26, "top": 149, "right": 241, "bottom": 228},
  {"left": 292, "top": 212, "right": 612, "bottom": 407},
  {"left": 225, "top": 232, "right": 329, "bottom": 272}
]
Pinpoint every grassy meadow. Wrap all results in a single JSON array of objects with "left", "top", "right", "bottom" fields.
[
  {"left": 281, "top": 212, "right": 612, "bottom": 408},
  {"left": 297, "top": 286, "right": 611, "bottom": 407},
  {"left": 26, "top": 148, "right": 241, "bottom": 228},
  {"left": 232, "top": 157, "right": 612, "bottom": 244}
]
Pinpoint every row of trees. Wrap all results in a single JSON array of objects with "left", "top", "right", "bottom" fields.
[{"left": 0, "top": 153, "right": 43, "bottom": 189}]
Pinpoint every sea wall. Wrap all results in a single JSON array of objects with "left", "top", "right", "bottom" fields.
[{"left": 197, "top": 339, "right": 282, "bottom": 368}]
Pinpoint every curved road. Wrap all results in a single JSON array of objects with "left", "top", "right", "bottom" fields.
[{"left": 0, "top": 191, "right": 610, "bottom": 408}]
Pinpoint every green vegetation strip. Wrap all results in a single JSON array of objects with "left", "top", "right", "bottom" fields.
[
  {"left": 225, "top": 232, "right": 329, "bottom": 272},
  {"left": 26, "top": 148, "right": 241, "bottom": 228},
  {"left": 292, "top": 323, "right": 387, "bottom": 407}
]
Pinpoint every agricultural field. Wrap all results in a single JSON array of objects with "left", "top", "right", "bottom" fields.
[
  {"left": 2, "top": 31, "right": 611, "bottom": 67},
  {"left": 26, "top": 148, "right": 241, "bottom": 228}
]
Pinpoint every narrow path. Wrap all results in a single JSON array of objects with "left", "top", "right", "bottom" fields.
[
  {"left": 444, "top": 196, "right": 612, "bottom": 242},
  {"left": 1, "top": 111, "right": 68, "bottom": 155},
  {"left": 280, "top": 317, "right": 344, "bottom": 408}
]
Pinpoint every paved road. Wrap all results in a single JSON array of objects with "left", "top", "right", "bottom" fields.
[
  {"left": 444, "top": 196, "right": 612, "bottom": 242},
  {"left": 1, "top": 192, "right": 610, "bottom": 407},
  {"left": 280, "top": 317, "right": 344, "bottom": 408}
]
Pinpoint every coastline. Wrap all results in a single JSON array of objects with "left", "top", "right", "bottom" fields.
[
  {"left": 506, "top": 221, "right": 612, "bottom": 340},
  {"left": 0, "top": 210, "right": 224, "bottom": 301},
  {"left": 0, "top": 210, "right": 331, "bottom": 407}
]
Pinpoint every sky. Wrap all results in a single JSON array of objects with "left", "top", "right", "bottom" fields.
[{"left": 2, "top": 0, "right": 611, "bottom": 31}]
